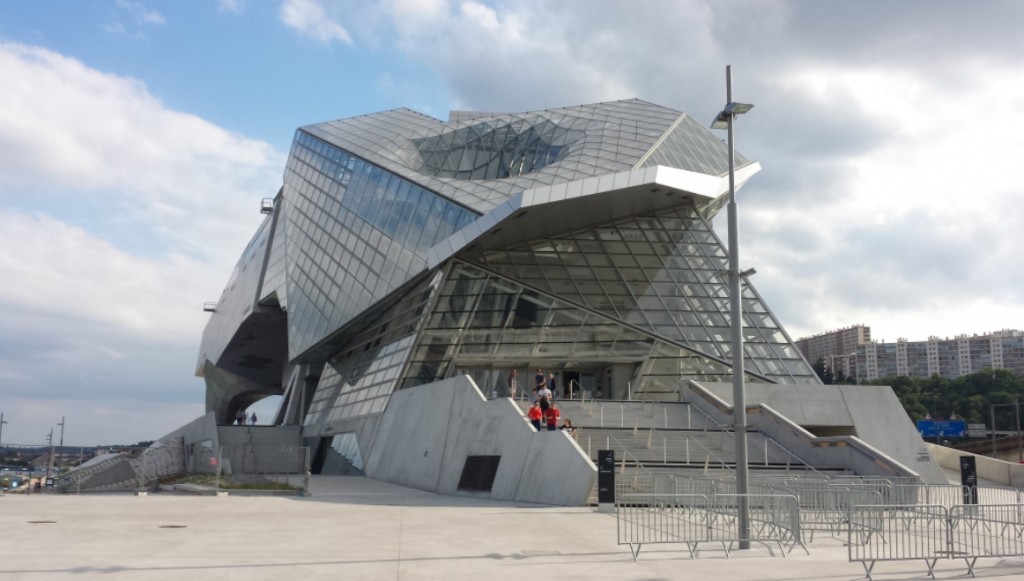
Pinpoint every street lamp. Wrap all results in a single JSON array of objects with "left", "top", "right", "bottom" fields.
[
  {"left": 46, "top": 428, "right": 54, "bottom": 480},
  {"left": 0, "top": 412, "right": 7, "bottom": 448},
  {"left": 57, "top": 416, "right": 65, "bottom": 475},
  {"left": 710, "top": 64, "right": 754, "bottom": 549}
]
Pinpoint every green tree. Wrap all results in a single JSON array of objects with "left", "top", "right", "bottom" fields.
[{"left": 812, "top": 358, "right": 834, "bottom": 384}]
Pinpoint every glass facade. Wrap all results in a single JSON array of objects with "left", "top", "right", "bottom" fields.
[
  {"left": 461, "top": 205, "right": 812, "bottom": 383},
  {"left": 398, "top": 261, "right": 750, "bottom": 400},
  {"left": 303, "top": 273, "right": 440, "bottom": 432},
  {"left": 281, "top": 131, "right": 475, "bottom": 357},
  {"left": 259, "top": 202, "right": 289, "bottom": 309}
]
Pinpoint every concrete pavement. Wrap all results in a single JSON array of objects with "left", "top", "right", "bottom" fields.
[{"left": 3, "top": 475, "right": 1024, "bottom": 581}]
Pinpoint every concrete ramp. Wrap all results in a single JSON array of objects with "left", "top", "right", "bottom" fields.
[
  {"left": 685, "top": 381, "right": 947, "bottom": 484},
  {"left": 363, "top": 375, "right": 596, "bottom": 505}
]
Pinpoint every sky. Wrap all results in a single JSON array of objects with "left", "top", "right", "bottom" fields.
[{"left": 1, "top": 0, "right": 1022, "bottom": 447}]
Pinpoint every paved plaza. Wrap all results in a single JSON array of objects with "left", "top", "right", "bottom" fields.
[{"left": 4, "top": 475, "right": 1024, "bottom": 581}]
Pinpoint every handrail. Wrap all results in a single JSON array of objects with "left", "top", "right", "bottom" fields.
[
  {"left": 568, "top": 379, "right": 581, "bottom": 400},
  {"left": 686, "top": 398, "right": 727, "bottom": 430},
  {"left": 508, "top": 379, "right": 525, "bottom": 402},
  {"left": 650, "top": 426, "right": 732, "bottom": 472}
]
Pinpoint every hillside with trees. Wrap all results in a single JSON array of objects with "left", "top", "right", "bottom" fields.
[{"left": 861, "top": 369, "right": 1024, "bottom": 428}]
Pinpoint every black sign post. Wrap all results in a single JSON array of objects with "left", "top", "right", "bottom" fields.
[
  {"left": 598, "top": 450, "right": 615, "bottom": 508},
  {"left": 960, "top": 455, "right": 978, "bottom": 504}
]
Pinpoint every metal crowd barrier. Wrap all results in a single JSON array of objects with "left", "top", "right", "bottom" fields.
[
  {"left": 948, "top": 504, "right": 1024, "bottom": 577},
  {"left": 617, "top": 493, "right": 710, "bottom": 560},
  {"left": 893, "top": 483, "right": 1022, "bottom": 507},
  {"left": 791, "top": 487, "right": 883, "bottom": 542},
  {"left": 848, "top": 504, "right": 948, "bottom": 580},
  {"left": 617, "top": 492, "right": 807, "bottom": 561},
  {"left": 849, "top": 503, "right": 1024, "bottom": 579}
]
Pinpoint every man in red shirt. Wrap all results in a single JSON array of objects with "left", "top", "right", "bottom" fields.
[{"left": 543, "top": 402, "right": 560, "bottom": 431}]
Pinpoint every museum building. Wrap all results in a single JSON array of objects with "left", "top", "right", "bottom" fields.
[{"left": 195, "top": 99, "right": 822, "bottom": 477}]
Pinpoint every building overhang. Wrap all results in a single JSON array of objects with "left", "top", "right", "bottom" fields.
[{"left": 426, "top": 163, "right": 760, "bottom": 268}]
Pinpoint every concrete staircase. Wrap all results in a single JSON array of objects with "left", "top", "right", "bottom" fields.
[
  {"left": 60, "top": 440, "right": 185, "bottom": 492},
  {"left": 517, "top": 397, "right": 843, "bottom": 503}
]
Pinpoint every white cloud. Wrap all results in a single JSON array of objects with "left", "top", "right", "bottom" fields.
[
  {"left": 218, "top": 0, "right": 245, "bottom": 13},
  {"left": 0, "top": 43, "right": 281, "bottom": 259},
  {"left": 0, "top": 212, "right": 216, "bottom": 338},
  {"left": 280, "top": 0, "right": 353, "bottom": 44},
  {"left": 112, "top": 0, "right": 166, "bottom": 29},
  {"left": 0, "top": 42, "right": 283, "bottom": 445}
]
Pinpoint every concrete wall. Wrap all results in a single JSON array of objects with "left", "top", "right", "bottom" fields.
[
  {"left": 839, "top": 385, "right": 944, "bottom": 482},
  {"left": 217, "top": 425, "right": 305, "bottom": 474},
  {"left": 352, "top": 375, "right": 595, "bottom": 505},
  {"left": 684, "top": 381, "right": 937, "bottom": 481},
  {"left": 694, "top": 381, "right": 946, "bottom": 484},
  {"left": 158, "top": 411, "right": 220, "bottom": 448},
  {"left": 927, "top": 443, "right": 1024, "bottom": 488}
]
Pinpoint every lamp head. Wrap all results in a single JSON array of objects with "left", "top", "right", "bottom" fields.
[
  {"left": 710, "top": 111, "right": 730, "bottom": 130},
  {"left": 710, "top": 102, "right": 754, "bottom": 130},
  {"left": 725, "top": 102, "right": 754, "bottom": 115}
]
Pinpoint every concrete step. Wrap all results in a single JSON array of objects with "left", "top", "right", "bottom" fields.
[{"left": 517, "top": 399, "right": 721, "bottom": 430}]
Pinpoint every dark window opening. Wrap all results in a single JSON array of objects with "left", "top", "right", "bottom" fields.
[{"left": 457, "top": 455, "right": 501, "bottom": 492}]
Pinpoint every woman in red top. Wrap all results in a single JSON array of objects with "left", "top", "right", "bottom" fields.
[{"left": 527, "top": 402, "right": 543, "bottom": 430}]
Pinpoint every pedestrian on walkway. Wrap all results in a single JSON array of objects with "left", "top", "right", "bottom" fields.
[
  {"left": 528, "top": 401, "right": 543, "bottom": 431},
  {"left": 544, "top": 402, "right": 560, "bottom": 431},
  {"left": 249, "top": 412, "right": 257, "bottom": 426},
  {"left": 537, "top": 382, "right": 552, "bottom": 412},
  {"left": 508, "top": 369, "right": 518, "bottom": 400}
]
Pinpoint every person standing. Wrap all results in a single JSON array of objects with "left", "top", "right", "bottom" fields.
[
  {"left": 528, "top": 401, "right": 543, "bottom": 430},
  {"left": 544, "top": 402, "right": 560, "bottom": 431},
  {"left": 547, "top": 373, "right": 557, "bottom": 399},
  {"left": 235, "top": 409, "right": 245, "bottom": 425},
  {"left": 537, "top": 382, "right": 552, "bottom": 411},
  {"left": 508, "top": 369, "right": 518, "bottom": 400},
  {"left": 249, "top": 412, "right": 257, "bottom": 426}
]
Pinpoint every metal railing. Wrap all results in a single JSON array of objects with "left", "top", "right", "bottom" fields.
[
  {"left": 849, "top": 503, "right": 1024, "bottom": 579},
  {"left": 617, "top": 492, "right": 807, "bottom": 560},
  {"left": 949, "top": 504, "right": 1024, "bottom": 576},
  {"left": 892, "top": 483, "right": 1022, "bottom": 507}
]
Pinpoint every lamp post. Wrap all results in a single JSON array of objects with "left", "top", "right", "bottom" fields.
[
  {"left": 990, "top": 401, "right": 1022, "bottom": 460},
  {"left": 46, "top": 428, "right": 54, "bottom": 480},
  {"left": 57, "top": 416, "right": 65, "bottom": 475},
  {"left": 0, "top": 412, "right": 7, "bottom": 448},
  {"left": 711, "top": 64, "right": 754, "bottom": 549}
]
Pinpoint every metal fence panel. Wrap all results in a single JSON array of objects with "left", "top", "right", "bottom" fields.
[
  {"left": 949, "top": 504, "right": 1024, "bottom": 576},
  {"left": 848, "top": 504, "right": 949, "bottom": 580},
  {"left": 617, "top": 493, "right": 710, "bottom": 560},
  {"left": 706, "top": 493, "right": 807, "bottom": 556},
  {"left": 789, "top": 487, "right": 883, "bottom": 540}
]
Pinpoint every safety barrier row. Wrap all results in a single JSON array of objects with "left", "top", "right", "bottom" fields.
[
  {"left": 625, "top": 475, "right": 1024, "bottom": 544},
  {"left": 893, "top": 483, "right": 1022, "bottom": 507},
  {"left": 617, "top": 493, "right": 808, "bottom": 561},
  {"left": 848, "top": 503, "right": 1024, "bottom": 579}
]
